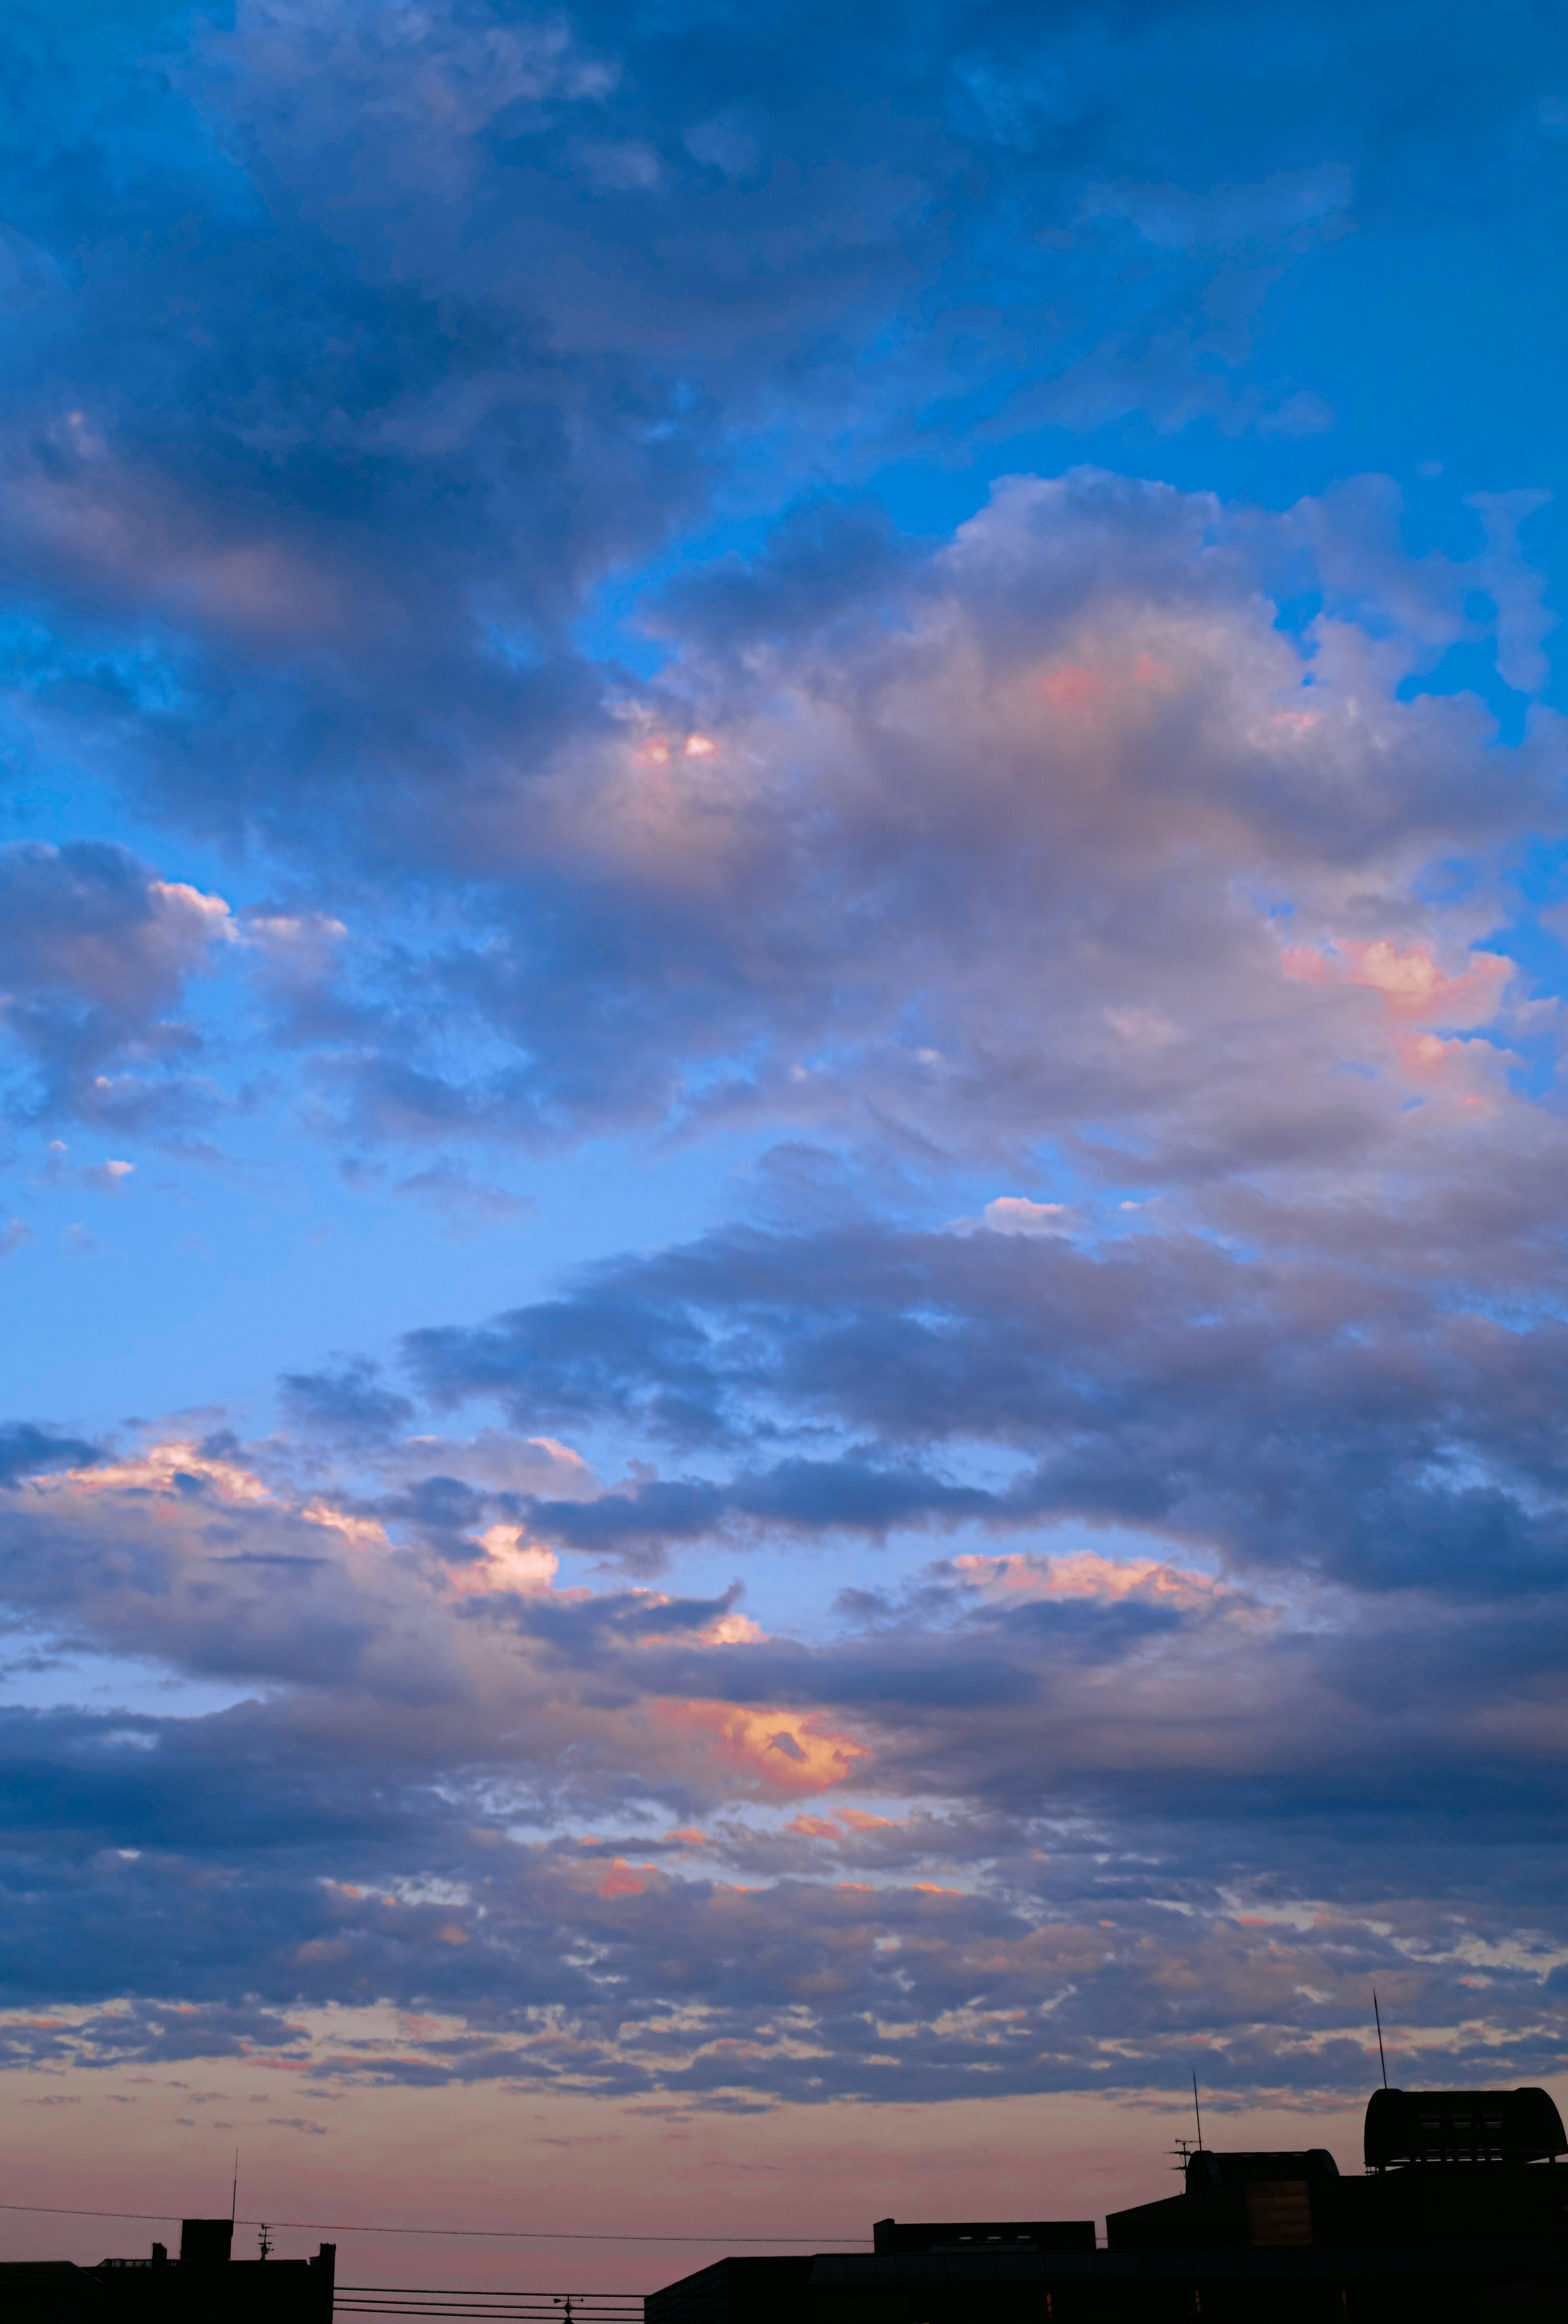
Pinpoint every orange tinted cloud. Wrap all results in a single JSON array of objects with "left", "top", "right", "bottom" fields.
[
  {"left": 597, "top": 1859, "right": 653, "bottom": 1898},
  {"left": 44, "top": 1439, "right": 272, "bottom": 1505},
  {"left": 658, "top": 1702, "right": 871, "bottom": 1794},
  {"left": 953, "top": 1549, "right": 1221, "bottom": 1610}
]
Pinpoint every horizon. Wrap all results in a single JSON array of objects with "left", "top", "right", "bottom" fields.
[{"left": 0, "top": 2082, "right": 1414, "bottom": 2288}]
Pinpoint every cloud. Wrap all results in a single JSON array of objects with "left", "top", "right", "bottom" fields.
[
  {"left": 0, "top": 3, "right": 1557, "bottom": 1169},
  {"left": 0, "top": 1393, "right": 1562, "bottom": 2108},
  {"left": 278, "top": 1359, "right": 416, "bottom": 1440},
  {"left": 392, "top": 1161, "right": 532, "bottom": 1231},
  {"left": 403, "top": 1196, "right": 1568, "bottom": 1606},
  {"left": 0, "top": 1421, "right": 103, "bottom": 1486},
  {"left": 37, "top": 1142, "right": 138, "bottom": 1195},
  {"left": 1283, "top": 939, "right": 1515, "bottom": 1025},
  {"left": 0, "top": 844, "right": 231, "bottom": 1126},
  {"left": 126, "top": 463, "right": 1554, "bottom": 1165},
  {"left": 962, "top": 1197, "right": 1078, "bottom": 1238},
  {"left": 655, "top": 1703, "right": 872, "bottom": 1796},
  {"left": 505, "top": 1460, "right": 994, "bottom": 1570},
  {"left": 370, "top": 1428, "right": 596, "bottom": 1497}
]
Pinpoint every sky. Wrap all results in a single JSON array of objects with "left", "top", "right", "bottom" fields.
[{"left": 2, "top": 0, "right": 1568, "bottom": 2288}]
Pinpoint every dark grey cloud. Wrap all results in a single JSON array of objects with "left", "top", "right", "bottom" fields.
[
  {"left": 278, "top": 1358, "right": 416, "bottom": 1440},
  {"left": 515, "top": 1461, "right": 993, "bottom": 1567},
  {"left": 404, "top": 1211, "right": 1568, "bottom": 1598},
  {"left": 0, "top": 1422, "right": 101, "bottom": 1485}
]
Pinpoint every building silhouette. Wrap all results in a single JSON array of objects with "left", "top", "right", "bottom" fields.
[
  {"left": 646, "top": 2085, "right": 1568, "bottom": 2322},
  {"left": 5, "top": 2216, "right": 335, "bottom": 2324}
]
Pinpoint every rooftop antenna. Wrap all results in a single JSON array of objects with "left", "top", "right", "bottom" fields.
[
  {"left": 1192, "top": 2070, "right": 1205, "bottom": 2152},
  {"left": 1373, "top": 1991, "right": 1388, "bottom": 2090},
  {"left": 231, "top": 2150, "right": 239, "bottom": 2225},
  {"left": 258, "top": 2224, "right": 272, "bottom": 2263}
]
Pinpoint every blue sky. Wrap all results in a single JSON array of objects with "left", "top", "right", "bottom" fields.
[{"left": 2, "top": 0, "right": 1568, "bottom": 2264}]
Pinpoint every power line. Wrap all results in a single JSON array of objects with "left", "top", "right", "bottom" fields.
[
  {"left": 0, "top": 2202, "right": 868, "bottom": 2246},
  {"left": 334, "top": 2299, "right": 645, "bottom": 2315}
]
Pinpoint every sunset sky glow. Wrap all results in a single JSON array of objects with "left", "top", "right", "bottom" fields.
[{"left": 2, "top": 0, "right": 1568, "bottom": 2285}]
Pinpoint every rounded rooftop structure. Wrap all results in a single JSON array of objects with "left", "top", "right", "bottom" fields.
[{"left": 1364, "top": 2087, "right": 1567, "bottom": 2169}]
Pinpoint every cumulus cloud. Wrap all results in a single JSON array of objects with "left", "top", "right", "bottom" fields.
[{"left": 47, "top": 462, "right": 1540, "bottom": 1168}]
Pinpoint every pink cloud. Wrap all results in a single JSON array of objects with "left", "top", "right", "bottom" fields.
[
  {"left": 1343, "top": 939, "right": 1512, "bottom": 1022},
  {"left": 1040, "top": 664, "right": 1112, "bottom": 713},
  {"left": 1283, "top": 938, "right": 1513, "bottom": 1025},
  {"left": 1040, "top": 653, "right": 1174, "bottom": 715},
  {"left": 442, "top": 1523, "right": 561, "bottom": 1597}
]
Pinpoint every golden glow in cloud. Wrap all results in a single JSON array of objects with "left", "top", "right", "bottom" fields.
[
  {"left": 36, "top": 1439, "right": 273, "bottom": 1505},
  {"left": 657, "top": 1702, "right": 872, "bottom": 1794}
]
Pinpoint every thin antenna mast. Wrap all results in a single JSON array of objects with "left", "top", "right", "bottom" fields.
[
  {"left": 1373, "top": 1991, "right": 1388, "bottom": 2089},
  {"left": 231, "top": 2151, "right": 239, "bottom": 2226},
  {"left": 1192, "top": 2070, "right": 1205, "bottom": 2151}
]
